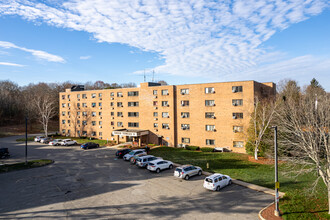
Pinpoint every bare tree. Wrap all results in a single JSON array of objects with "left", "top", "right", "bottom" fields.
[
  {"left": 34, "top": 95, "right": 56, "bottom": 137},
  {"left": 246, "top": 96, "right": 277, "bottom": 160},
  {"left": 277, "top": 80, "right": 330, "bottom": 214}
]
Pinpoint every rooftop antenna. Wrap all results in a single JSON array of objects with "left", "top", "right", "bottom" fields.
[
  {"left": 144, "top": 69, "right": 146, "bottom": 82},
  {"left": 152, "top": 70, "right": 155, "bottom": 82}
]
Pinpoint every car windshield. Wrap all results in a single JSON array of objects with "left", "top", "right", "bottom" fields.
[
  {"left": 128, "top": 151, "right": 135, "bottom": 155},
  {"left": 175, "top": 168, "right": 182, "bottom": 172},
  {"left": 205, "top": 178, "right": 213, "bottom": 183},
  {"left": 149, "top": 163, "right": 154, "bottom": 166},
  {"left": 136, "top": 158, "right": 141, "bottom": 162}
]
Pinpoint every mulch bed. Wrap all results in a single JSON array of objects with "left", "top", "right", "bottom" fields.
[{"left": 260, "top": 203, "right": 283, "bottom": 220}]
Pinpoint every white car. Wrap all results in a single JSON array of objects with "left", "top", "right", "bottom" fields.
[
  {"left": 174, "top": 165, "right": 202, "bottom": 180},
  {"left": 123, "top": 149, "right": 146, "bottom": 161},
  {"left": 61, "top": 139, "right": 77, "bottom": 146},
  {"left": 34, "top": 136, "right": 45, "bottom": 142},
  {"left": 147, "top": 159, "right": 173, "bottom": 173},
  {"left": 49, "top": 139, "right": 63, "bottom": 146},
  {"left": 40, "top": 137, "right": 52, "bottom": 144},
  {"left": 203, "top": 173, "right": 232, "bottom": 191},
  {"left": 136, "top": 155, "right": 162, "bottom": 168}
]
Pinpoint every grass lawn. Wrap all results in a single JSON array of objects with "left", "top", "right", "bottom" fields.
[
  {"left": 0, "top": 159, "right": 53, "bottom": 173},
  {"left": 16, "top": 136, "right": 35, "bottom": 142},
  {"left": 51, "top": 136, "right": 116, "bottom": 146},
  {"left": 150, "top": 147, "right": 329, "bottom": 220}
]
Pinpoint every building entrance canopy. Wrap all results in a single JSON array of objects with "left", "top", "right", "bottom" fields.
[{"left": 112, "top": 129, "right": 149, "bottom": 137}]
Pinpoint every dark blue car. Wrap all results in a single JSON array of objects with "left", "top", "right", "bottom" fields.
[{"left": 81, "top": 142, "right": 100, "bottom": 150}]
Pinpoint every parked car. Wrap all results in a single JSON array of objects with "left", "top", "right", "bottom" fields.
[
  {"left": 34, "top": 136, "right": 45, "bottom": 142},
  {"left": 115, "top": 149, "right": 132, "bottom": 158},
  {"left": 61, "top": 139, "right": 77, "bottom": 146},
  {"left": 174, "top": 165, "right": 202, "bottom": 180},
  {"left": 40, "top": 137, "right": 52, "bottom": 144},
  {"left": 136, "top": 155, "right": 162, "bottom": 168},
  {"left": 0, "top": 148, "right": 10, "bottom": 159},
  {"left": 203, "top": 173, "right": 232, "bottom": 191},
  {"left": 81, "top": 142, "right": 100, "bottom": 150},
  {"left": 147, "top": 159, "right": 173, "bottom": 173},
  {"left": 49, "top": 139, "right": 63, "bottom": 146},
  {"left": 130, "top": 152, "right": 148, "bottom": 164},
  {"left": 123, "top": 149, "right": 146, "bottom": 161}
]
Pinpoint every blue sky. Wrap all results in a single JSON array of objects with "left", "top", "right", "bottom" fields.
[{"left": 0, "top": 0, "right": 329, "bottom": 90}]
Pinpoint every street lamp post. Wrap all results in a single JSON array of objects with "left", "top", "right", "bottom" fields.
[
  {"left": 25, "top": 116, "right": 28, "bottom": 165},
  {"left": 272, "top": 126, "right": 280, "bottom": 216}
]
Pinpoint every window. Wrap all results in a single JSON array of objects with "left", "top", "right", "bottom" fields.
[
  {"left": 92, "top": 93, "right": 96, "bottom": 98},
  {"left": 205, "top": 100, "right": 215, "bottom": 106},
  {"left": 153, "top": 90, "right": 158, "bottom": 95},
  {"left": 206, "top": 139, "right": 215, "bottom": 145},
  {"left": 181, "top": 124, "right": 190, "bottom": 130},
  {"left": 153, "top": 112, "right": 158, "bottom": 117},
  {"left": 128, "top": 122, "right": 139, "bottom": 127},
  {"left": 82, "top": 121, "right": 87, "bottom": 125},
  {"left": 180, "top": 89, "right": 189, "bottom": 95},
  {"left": 62, "top": 129, "right": 66, "bottom": 134},
  {"left": 62, "top": 111, "right": 65, "bottom": 116},
  {"left": 77, "top": 111, "right": 80, "bottom": 116},
  {"left": 233, "top": 141, "right": 244, "bottom": 148},
  {"left": 117, "top": 102, "right": 123, "bottom": 107},
  {"left": 232, "top": 86, "right": 243, "bottom": 93},
  {"left": 77, "top": 103, "right": 80, "bottom": 108},
  {"left": 67, "top": 95, "right": 71, "bottom": 99},
  {"left": 92, "top": 112, "right": 96, "bottom": 117},
  {"left": 153, "top": 101, "right": 158, "bottom": 106},
  {"left": 62, "top": 120, "right": 66, "bottom": 124},
  {"left": 162, "top": 89, "right": 169, "bottom": 95},
  {"left": 205, "top": 112, "right": 215, "bottom": 118},
  {"left": 82, "top": 94, "right": 87, "bottom": 99},
  {"left": 92, "top": 103, "right": 96, "bottom": 107},
  {"left": 82, "top": 131, "right": 87, "bottom": 136},
  {"left": 162, "top": 101, "right": 169, "bottom": 107},
  {"left": 99, "top": 121, "right": 102, "bottom": 125},
  {"left": 182, "top": 137, "right": 190, "bottom": 143},
  {"left": 82, "top": 103, "right": 87, "bottom": 107},
  {"left": 62, "top": 95, "right": 65, "bottom": 100},
  {"left": 162, "top": 112, "right": 169, "bottom": 118},
  {"left": 99, "top": 102, "right": 102, "bottom": 107},
  {"left": 110, "top": 92, "right": 114, "bottom": 96},
  {"left": 99, "top": 132, "right": 103, "bottom": 136},
  {"left": 205, "top": 87, "right": 215, "bottom": 94},
  {"left": 62, "top": 103, "right": 66, "bottom": 108},
  {"left": 128, "top": 112, "right": 139, "bottom": 117},
  {"left": 68, "top": 120, "right": 71, "bottom": 124},
  {"left": 111, "top": 112, "right": 114, "bottom": 116},
  {"left": 117, "top": 92, "right": 123, "bottom": 97},
  {"left": 99, "top": 112, "right": 102, "bottom": 116},
  {"left": 233, "top": 126, "right": 243, "bottom": 133},
  {"left": 117, "top": 112, "right": 123, "bottom": 117},
  {"left": 128, "top": 102, "right": 139, "bottom": 107},
  {"left": 181, "top": 100, "right": 189, "bottom": 106},
  {"left": 117, "top": 122, "right": 123, "bottom": 127},
  {"left": 77, "top": 94, "right": 80, "bottom": 99},
  {"left": 111, "top": 121, "right": 114, "bottom": 126},
  {"left": 154, "top": 123, "right": 158, "bottom": 128},
  {"left": 77, "top": 120, "right": 80, "bottom": 124},
  {"left": 68, "top": 111, "right": 71, "bottom": 116},
  {"left": 67, "top": 129, "right": 70, "bottom": 134},
  {"left": 162, "top": 123, "right": 169, "bottom": 129},
  {"left": 92, "top": 121, "right": 96, "bottom": 126},
  {"left": 206, "top": 125, "right": 215, "bottom": 131},
  {"left": 128, "top": 91, "right": 139, "bottom": 96},
  {"left": 83, "top": 111, "right": 87, "bottom": 116},
  {"left": 181, "top": 112, "right": 189, "bottom": 118},
  {"left": 99, "top": 93, "right": 102, "bottom": 97},
  {"left": 232, "top": 99, "right": 243, "bottom": 106},
  {"left": 68, "top": 103, "right": 71, "bottom": 107},
  {"left": 233, "top": 113, "right": 243, "bottom": 119},
  {"left": 110, "top": 102, "right": 114, "bottom": 107},
  {"left": 92, "top": 132, "right": 96, "bottom": 137}
]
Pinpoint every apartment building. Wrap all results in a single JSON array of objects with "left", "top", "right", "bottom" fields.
[{"left": 59, "top": 80, "right": 275, "bottom": 153}]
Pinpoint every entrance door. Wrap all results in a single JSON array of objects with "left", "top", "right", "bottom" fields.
[{"left": 127, "top": 136, "right": 133, "bottom": 142}]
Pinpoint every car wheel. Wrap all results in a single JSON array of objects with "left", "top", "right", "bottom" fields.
[
  {"left": 169, "top": 164, "right": 173, "bottom": 169},
  {"left": 198, "top": 170, "right": 202, "bottom": 176},
  {"left": 228, "top": 180, "right": 232, "bottom": 185},
  {"left": 216, "top": 186, "right": 220, "bottom": 191},
  {"left": 184, "top": 175, "right": 189, "bottom": 180},
  {"left": 156, "top": 168, "right": 160, "bottom": 173}
]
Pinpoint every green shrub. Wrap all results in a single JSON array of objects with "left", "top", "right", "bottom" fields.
[
  {"left": 185, "top": 145, "right": 200, "bottom": 151},
  {"left": 200, "top": 147, "right": 214, "bottom": 152},
  {"left": 148, "top": 144, "right": 156, "bottom": 146}
]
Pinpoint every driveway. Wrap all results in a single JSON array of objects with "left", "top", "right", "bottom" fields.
[{"left": 0, "top": 135, "right": 273, "bottom": 219}]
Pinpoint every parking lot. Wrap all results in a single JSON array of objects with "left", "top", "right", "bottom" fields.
[{"left": 0, "top": 135, "right": 273, "bottom": 219}]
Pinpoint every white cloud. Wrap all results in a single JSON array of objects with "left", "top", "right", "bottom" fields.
[
  {"left": 79, "top": 55, "right": 91, "bottom": 60},
  {"left": 0, "top": 0, "right": 329, "bottom": 80},
  {"left": 0, "top": 40, "right": 65, "bottom": 63},
  {"left": 0, "top": 62, "right": 24, "bottom": 67}
]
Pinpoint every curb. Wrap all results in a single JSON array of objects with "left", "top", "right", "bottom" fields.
[{"left": 258, "top": 202, "right": 274, "bottom": 220}]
